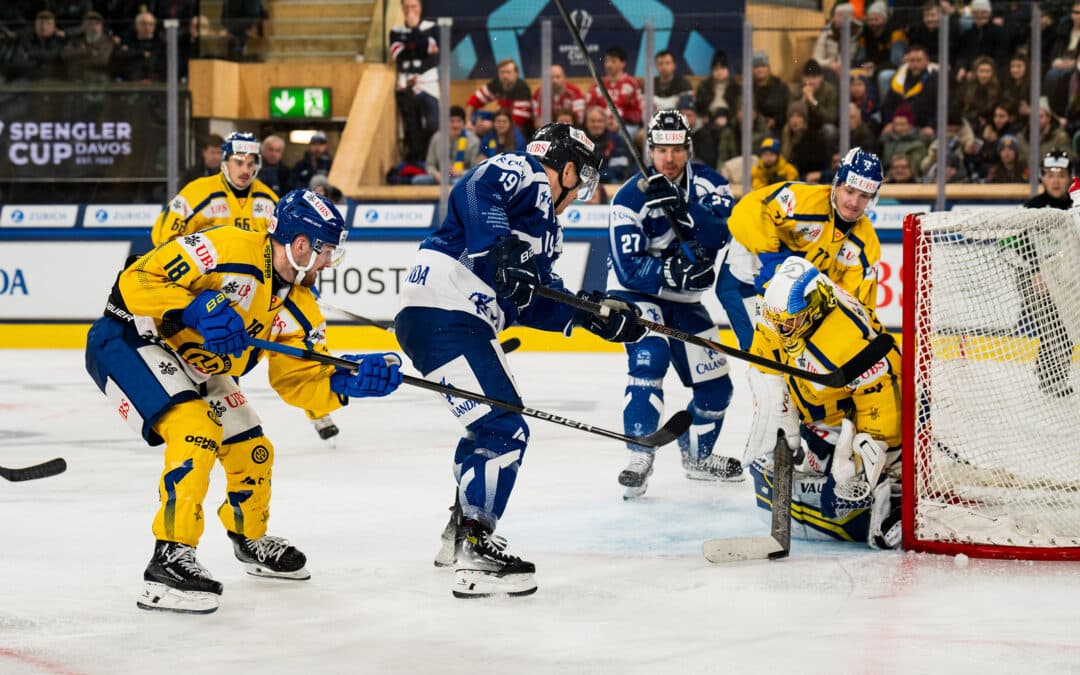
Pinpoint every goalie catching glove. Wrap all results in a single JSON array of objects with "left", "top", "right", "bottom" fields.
[
  {"left": 574, "top": 291, "right": 648, "bottom": 343},
  {"left": 330, "top": 353, "right": 403, "bottom": 398},
  {"left": 489, "top": 236, "right": 539, "bottom": 311},
  {"left": 181, "top": 290, "right": 250, "bottom": 357}
]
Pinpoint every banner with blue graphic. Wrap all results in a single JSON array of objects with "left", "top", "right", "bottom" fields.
[{"left": 424, "top": 0, "right": 746, "bottom": 80}]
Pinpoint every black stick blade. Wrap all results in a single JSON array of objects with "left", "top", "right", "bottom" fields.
[
  {"left": 499, "top": 337, "right": 522, "bottom": 354},
  {"left": 632, "top": 410, "right": 692, "bottom": 448},
  {"left": 0, "top": 457, "right": 67, "bottom": 482}
]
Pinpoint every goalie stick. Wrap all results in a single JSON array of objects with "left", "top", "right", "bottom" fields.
[
  {"left": 315, "top": 299, "right": 522, "bottom": 354},
  {"left": 702, "top": 429, "right": 793, "bottom": 562},
  {"left": 535, "top": 285, "right": 895, "bottom": 387},
  {"left": 249, "top": 337, "right": 691, "bottom": 448},
  {"left": 0, "top": 457, "right": 67, "bottom": 482}
]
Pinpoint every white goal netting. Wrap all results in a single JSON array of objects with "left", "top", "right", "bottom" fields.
[{"left": 908, "top": 208, "right": 1080, "bottom": 554}]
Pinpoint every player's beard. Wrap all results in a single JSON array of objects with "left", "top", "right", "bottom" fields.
[{"left": 299, "top": 270, "right": 318, "bottom": 287}]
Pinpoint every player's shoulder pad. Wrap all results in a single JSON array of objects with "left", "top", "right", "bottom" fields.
[{"left": 689, "top": 162, "right": 729, "bottom": 190}]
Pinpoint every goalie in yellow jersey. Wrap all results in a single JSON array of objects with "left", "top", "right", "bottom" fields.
[
  {"left": 86, "top": 189, "right": 403, "bottom": 614},
  {"left": 744, "top": 256, "right": 902, "bottom": 549}
]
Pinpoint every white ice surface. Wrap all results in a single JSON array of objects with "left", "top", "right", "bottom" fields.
[{"left": 2, "top": 349, "right": 1080, "bottom": 675}]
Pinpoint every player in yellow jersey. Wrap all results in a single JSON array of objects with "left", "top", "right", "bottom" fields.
[
  {"left": 151, "top": 131, "right": 277, "bottom": 245},
  {"left": 716, "top": 147, "right": 883, "bottom": 351},
  {"left": 154, "top": 131, "right": 343, "bottom": 441},
  {"left": 743, "top": 256, "right": 901, "bottom": 549},
  {"left": 86, "top": 189, "right": 403, "bottom": 614}
]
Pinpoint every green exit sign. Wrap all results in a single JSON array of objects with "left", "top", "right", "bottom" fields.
[{"left": 269, "top": 87, "right": 331, "bottom": 118}]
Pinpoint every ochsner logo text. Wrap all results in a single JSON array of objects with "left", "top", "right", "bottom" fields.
[{"left": 2, "top": 120, "right": 133, "bottom": 167}]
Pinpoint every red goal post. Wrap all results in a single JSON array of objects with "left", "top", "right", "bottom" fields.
[{"left": 902, "top": 210, "right": 1080, "bottom": 560}]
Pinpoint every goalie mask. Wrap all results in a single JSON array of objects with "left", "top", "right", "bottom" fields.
[
  {"left": 761, "top": 257, "right": 836, "bottom": 347},
  {"left": 269, "top": 188, "right": 347, "bottom": 283},
  {"left": 527, "top": 122, "right": 603, "bottom": 209},
  {"left": 221, "top": 131, "right": 262, "bottom": 190}
]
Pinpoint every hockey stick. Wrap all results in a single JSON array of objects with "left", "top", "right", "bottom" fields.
[
  {"left": 535, "top": 286, "right": 895, "bottom": 387},
  {"left": 551, "top": 0, "right": 698, "bottom": 262},
  {"left": 702, "top": 429, "right": 793, "bottom": 562},
  {"left": 0, "top": 457, "right": 67, "bottom": 482},
  {"left": 316, "top": 299, "right": 522, "bottom": 354},
  {"left": 248, "top": 337, "right": 691, "bottom": 448}
]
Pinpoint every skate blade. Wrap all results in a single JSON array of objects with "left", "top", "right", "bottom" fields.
[
  {"left": 137, "top": 581, "right": 219, "bottom": 614},
  {"left": 452, "top": 570, "right": 537, "bottom": 599},
  {"left": 623, "top": 483, "right": 648, "bottom": 500},
  {"left": 684, "top": 469, "right": 746, "bottom": 483},
  {"left": 240, "top": 562, "right": 311, "bottom": 580}
]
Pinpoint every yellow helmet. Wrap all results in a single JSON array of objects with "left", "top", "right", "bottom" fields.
[{"left": 761, "top": 256, "right": 836, "bottom": 343}]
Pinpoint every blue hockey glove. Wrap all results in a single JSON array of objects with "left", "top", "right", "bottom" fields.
[
  {"left": 330, "top": 352, "right": 403, "bottom": 398},
  {"left": 575, "top": 291, "right": 648, "bottom": 343},
  {"left": 180, "top": 290, "right": 249, "bottom": 357},
  {"left": 662, "top": 248, "right": 716, "bottom": 292},
  {"left": 489, "top": 236, "right": 539, "bottom": 311},
  {"left": 643, "top": 173, "right": 689, "bottom": 220}
]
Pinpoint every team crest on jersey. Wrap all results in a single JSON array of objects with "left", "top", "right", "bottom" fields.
[
  {"left": 179, "top": 345, "right": 231, "bottom": 375},
  {"left": 469, "top": 291, "right": 497, "bottom": 322},
  {"left": 253, "top": 198, "right": 275, "bottom": 218},
  {"left": 777, "top": 187, "right": 796, "bottom": 217},
  {"left": 170, "top": 196, "right": 192, "bottom": 218},
  {"left": 178, "top": 233, "right": 219, "bottom": 274},
  {"left": 794, "top": 222, "right": 823, "bottom": 243},
  {"left": 836, "top": 240, "right": 861, "bottom": 267},
  {"left": 220, "top": 275, "right": 255, "bottom": 310}
]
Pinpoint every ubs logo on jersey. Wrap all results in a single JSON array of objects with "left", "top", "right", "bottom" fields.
[
  {"left": 209, "top": 200, "right": 229, "bottom": 217},
  {"left": 837, "top": 241, "right": 861, "bottom": 266}
]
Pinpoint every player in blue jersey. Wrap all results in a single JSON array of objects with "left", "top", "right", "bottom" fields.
[
  {"left": 605, "top": 109, "right": 741, "bottom": 499},
  {"left": 395, "top": 123, "right": 647, "bottom": 598}
]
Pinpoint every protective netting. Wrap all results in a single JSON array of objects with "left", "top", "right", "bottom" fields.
[{"left": 910, "top": 208, "right": 1080, "bottom": 551}]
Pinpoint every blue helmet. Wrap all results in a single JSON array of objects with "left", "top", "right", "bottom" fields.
[
  {"left": 832, "top": 147, "right": 882, "bottom": 196},
  {"left": 221, "top": 132, "right": 262, "bottom": 189},
  {"left": 270, "top": 189, "right": 347, "bottom": 275}
]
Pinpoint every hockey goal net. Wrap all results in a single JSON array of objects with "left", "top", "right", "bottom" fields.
[{"left": 903, "top": 209, "right": 1080, "bottom": 559}]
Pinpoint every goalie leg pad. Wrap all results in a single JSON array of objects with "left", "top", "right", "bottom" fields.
[
  {"left": 749, "top": 457, "right": 873, "bottom": 543},
  {"left": 868, "top": 478, "right": 902, "bottom": 550}
]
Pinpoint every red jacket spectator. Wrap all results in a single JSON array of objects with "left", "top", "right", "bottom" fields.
[
  {"left": 466, "top": 58, "right": 533, "bottom": 131},
  {"left": 586, "top": 46, "right": 643, "bottom": 125},
  {"left": 532, "top": 64, "right": 586, "bottom": 124}
]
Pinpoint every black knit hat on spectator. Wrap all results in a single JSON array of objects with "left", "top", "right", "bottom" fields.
[{"left": 803, "top": 60, "right": 823, "bottom": 77}]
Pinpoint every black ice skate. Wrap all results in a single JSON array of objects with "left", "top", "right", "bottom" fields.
[
  {"left": 453, "top": 519, "right": 537, "bottom": 599},
  {"left": 683, "top": 454, "right": 745, "bottom": 482},
  {"left": 618, "top": 450, "right": 655, "bottom": 499},
  {"left": 137, "top": 540, "right": 223, "bottom": 614},
  {"left": 228, "top": 531, "right": 311, "bottom": 580},
  {"left": 311, "top": 414, "right": 340, "bottom": 441},
  {"left": 433, "top": 494, "right": 463, "bottom": 568}
]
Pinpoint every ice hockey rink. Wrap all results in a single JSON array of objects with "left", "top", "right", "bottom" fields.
[{"left": 2, "top": 346, "right": 1080, "bottom": 675}]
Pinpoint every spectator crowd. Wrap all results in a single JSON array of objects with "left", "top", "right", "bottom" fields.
[{"left": 391, "top": 0, "right": 1080, "bottom": 191}]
